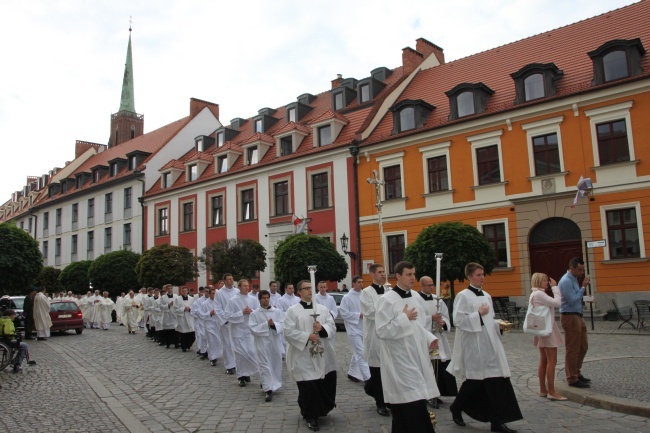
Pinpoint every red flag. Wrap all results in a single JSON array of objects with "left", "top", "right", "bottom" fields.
[{"left": 292, "top": 214, "right": 302, "bottom": 226}]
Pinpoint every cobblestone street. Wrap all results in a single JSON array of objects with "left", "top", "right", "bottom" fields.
[{"left": 1, "top": 323, "right": 648, "bottom": 433}]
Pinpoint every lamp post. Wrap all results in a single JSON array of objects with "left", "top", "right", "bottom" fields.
[{"left": 340, "top": 233, "right": 357, "bottom": 259}]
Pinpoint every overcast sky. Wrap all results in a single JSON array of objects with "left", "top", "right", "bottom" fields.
[{"left": 0, "top": 0, "right": 636, "bottom": 202}]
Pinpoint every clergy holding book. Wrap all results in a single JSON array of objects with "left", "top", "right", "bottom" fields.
[
  {"left": 447, "top": 262, "right": 523, "bottom": 433},
  {"left": 284, "top": 280, "right": 337, "bottom": 432},
  {"left": 375, "top": 261, "right": 440, "bottom": 433}
]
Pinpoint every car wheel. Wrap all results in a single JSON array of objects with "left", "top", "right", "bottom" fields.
[{"left": 75, "top": 328, "right": 83, "bottom": 335}]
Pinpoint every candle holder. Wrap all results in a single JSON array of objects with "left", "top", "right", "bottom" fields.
[{"left": 307, "top": 265, "right": 324, "bottom": 358}]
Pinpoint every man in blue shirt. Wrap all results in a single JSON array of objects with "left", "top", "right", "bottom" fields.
[{"left": 558, "top": 257, "right": 591, "bottom": 388}]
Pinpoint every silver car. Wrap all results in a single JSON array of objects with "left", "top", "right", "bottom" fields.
[{"left": 331, "top": 292, "right": 345, "bottom": 331}]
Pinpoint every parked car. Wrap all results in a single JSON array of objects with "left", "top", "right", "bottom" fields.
[
  {"left": 9, "top": 296, "right": 26, "bottom": 332},
  {"left": 331, "top": 292, "right": 345, "bottom": 331},
  {"left": 50, "top": 301, "right": 84, "bottom": 335}
]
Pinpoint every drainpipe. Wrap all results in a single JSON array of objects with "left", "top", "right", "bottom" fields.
[
  {"left": 134, "top": 170, "right": 146, "bottom": 253},
  {"left": 348, "top": 142, "right": 362, "bottom": 275}
]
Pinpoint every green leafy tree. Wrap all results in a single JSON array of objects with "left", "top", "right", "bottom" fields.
[
  {"left": 274, "top": 233, "right": 348, "bottom": 285},
  {"left": 34, "top": 266, "right": 62, "bottom": 292},
  {"left": 88, "top": 250, "right": 141, "bottom": 297},
  {"left": 0, "top": 221, "right": 43, "bottom": 295},
  {"left": 202, "top": 238, "right": 266, "bottom": 282},
  {"left": 403, "top": 221, "right": 495, "bottom": 297},
  {"left": 59, "top": 260, "right": 93, "bottom": 294},
  {"left": 136, "top": 244, "right": 198, "bottom": 287}
]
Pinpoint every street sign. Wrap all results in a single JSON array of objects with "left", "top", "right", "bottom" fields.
[{"left": 586, "top": 239, "right": 606, "bottom": 248}]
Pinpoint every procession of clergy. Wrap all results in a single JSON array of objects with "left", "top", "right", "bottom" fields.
[{"left": 75, "top": 260, "right": 521, "bottom": 433}]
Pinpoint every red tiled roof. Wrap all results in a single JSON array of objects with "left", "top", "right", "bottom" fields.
[
  {"left": 146, "top": 65, "right": 405, "bottom": 198},
  {"left": 183, "top": 151, "right": 214, "bottom": 164},
  {"left": 364, "top": 1, "right": 650, "bottom": 145},
  {"left": 159, "top": 159, "right": 185, "bottom": 171}
]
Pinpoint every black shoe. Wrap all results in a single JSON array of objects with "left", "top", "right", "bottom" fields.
[
  {"left": 226, "top": 368, "right": 236, "bottom": 375},
  {"left": 182, "top": 348, "right": 187, "bottom": 352},
  {"left": 201, "top": 353, "right": 208, "bottom": 360},
  {"left": 165, "top": 345, "right": 170, "bottom": 349},
  {"left": 12, "top": 364, "right": 22, "bottom": 373},
  {"left": 451, "top": 408, "right": 466, "bottom": 427},
  {"left": 376, "top": 406, "right": 390, "bottom": 417},
  {"left": 174, "top": 345, "right": 179, "bottom": 349},
  {"left": 244, "top": 376, "right": 251, "bottom": 382},
  {"left": 265, "top": 391, "right": 272, "bottom": 402},
  {"left": 210, "top": 360, "right": 217, "bottom": 367},
  {"left": 238, "top": 378, "right": 246, "bottom": 387},
  {"left": 158, "top": 342, "right": 164, "bottom": 346},
  {"left": 569, "top": 380, "right": 590, "bottom": 388},
  {"left": 196, "top": 350, "right": 201, "bottom": 354},
  {"left": 347, "top": 374, "right": 361, "bottom": 383},
  {"left": 306, "top": 419, "right": 319, "bottom": 431},
  {"left": 491, "top": 423, "right": 517, "bottom": 433},
  {"left": 578, "top": 375, "right": 591, "bottom": 383}
]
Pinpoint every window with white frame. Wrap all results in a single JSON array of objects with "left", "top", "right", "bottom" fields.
[
  {"left": 273, "top": 180, "right": 290, "bottom": 216},
  {"left": 584, "top": 101, "right": 635, "bottom": 167},
  {"left": 217, "top": 156, "right": 228, "bottom": 174},
  {"left": 419, "top": 141, "right": 452, "bottom": 194},
  {"left": 241, "top": 188, "right": 255, "bottom": 222},
  {"left": 105, "top": 227, "right": 112, "bottom": 250},
  {"left": 247, "top": 146, "right": 259, "bottom": 165},
  {"left": 376, "top": 152, "right": 405, "bottom": 200},
  {"left": 124, "top": 187, "right": 132, "bottom": 209},
  {"left": 105, "top": 193, "right": 113, "bottom": 214},
  {"left": 521, "top": 116, "right": 565, "bottom": 177},
  {"left": 307, "top": 167, "right": 332, "bottom": 211},
  {"left": 87, "top": 231, "right": 94, "bottom": 251},
  {"left": 600, "top": 202, "right": 645, "bottom": 260},
  {"left": 318, "top": 125, "right": 332, "bottom": 146},
  {"left": 386, "top": 233, "right": 406, "bottom": 275},
  {"left": 71, "top": 235, "right": 78, "bottom": 255},
  {"left": 477, "top": 219, "right": 511, "bottom": 268},
  {"left": 124, "top": 223, "right": 132, "bottom": 246},
  {"left": 211, "top": 195, "right": 224, "bottom": 226},
  {"left": 182, "top": 202, "right": 194, "bottom": 232},
  {"left": 216, "top": 131, "right": 225, "bottom": 147},
  {"left": 468, "top": 129, "right": 504, "bottom": 187},
  {"left": 158, "top": 208, "right": 169, "bottom": 236},
  {"left": 188, "top": 164, "right": 198, "bottom": 181}
]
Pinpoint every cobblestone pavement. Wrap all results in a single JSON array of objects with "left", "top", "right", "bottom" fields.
[{"left": 0, "top": 322, "right": 648, "bottom": 433}]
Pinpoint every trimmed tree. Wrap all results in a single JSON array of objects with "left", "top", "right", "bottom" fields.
[
  {"left": 201, "top": 238, "right": 266, "bottom": 282},
  {"left": 34, "top": 266, "right": 62, "bottom": 292},
  {"left": 88, "top": 250, "right": 141, "bottom": 297},
  {"left": 403, "top": 221, "right": 495, "bottom": 297},
  {"left": 59, "top": 260, "right": 93, "bottom": 294},
  {"left": 136, "top": 244, "right": 198, "bottom": 288},
  {"left": 0, "top": 221, "right": 43, "bottom": 295},
  {"left": 273, "top": 233, "right": 348, "bottom": 285}
]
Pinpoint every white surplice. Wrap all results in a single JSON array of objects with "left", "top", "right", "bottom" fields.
[
  {"left": 375, "top": 288, "right": 439, "bottom": 404},
  {"left": 191, "top": 295, "right": 207, "bottom": 353},
  {"left": 80, "top": 295, "right": 94, "bottom": 326},
  {"left": 115, "top": 296, "right": 125, "bottom": 324},
  {"left": 173, "top": 295, "right": 195, "bottom": 333},
  {"left": 98, "top": 297, "right": 115, "bottom": 329},
  {"left": 250, "top": 305, "right": 285, "bottom": 392},
  {"left": 200, "top": 296, "right": 223, "bottom": 361},
  {"left": 277, "top": 293, "right": 300, "bottom": 312},
  {"left": 34, "top": 292, "right": 52, "bottom": 338},
  {"left": 359, "top": 285, "right": 383, "bottom": 367},
  {"left": 447, "top": 288, "right": 511, "bottom": 381},
  {"left": 142, "top": 295, "right": 156, "bottom": 328},
  {"left": 158, "top": 294, "right": 177, "bottom": 330},
  {"left": 419, "top": 293, "right": 452, "bottom": 361},
  {"left": 214, "top": 286, "right": 239, "bottom": 370},
  {"left": 340, "top": 290, "right": 371, "bottom": 381},
  {"left": 269, "top": 292, "right": 282, "bottom": 308},
  {"left": 122, "top": 296, "right": 140, "bottom": 332},
  {"left": 284, "top": 302, "right": 337, "bottom": 382},
  {"left": 225, "top": 293, "right": 260, "bottom": 377}
]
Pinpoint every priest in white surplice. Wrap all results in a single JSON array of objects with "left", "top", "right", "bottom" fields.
[
  {"left": 360, "top": 263, "right": 390, "bottom": 416},
  {"left": 123, "top": 290, "right": 141, "bottom": 334},
  {"left": 80, "top": 291, "right": 93, "bottom": 328},
  {"left": 340, "top": 275, "right": 370, "bottom": 383},
  {"left": 249, "top": 290, "right": 285, "bottom": 402},
  {"left": 225, "top": 279, "right": 259, "bottom": 387},
  {"left": 268, "top": 281, "right": 282, "bottom": 308},
  {"left": 277, "top": 283, "right": 300, "bottom": 312},
  {"left": 284, "top": 280, "right": 337, "bottom": 432},
  {"left": 34, "top": 287, "right": 52, "bottom": 340},
  {"left": 447, "top": 263, "right": 522, "bottom": 433},
  {"left": 191, "top": 286, "right": 208, "bottom": 358},
  {"left": 418, "top": 275, "right": 457, "bottom": 403},
  {"left": 201, "top": 287, "right": 223, "bottom": 365},
  {"left": 158, "top": 284, "right": 178, "bottom": 348},
  {"left": 151, "top": 289, "right": 163, "bottom": 342},
  {"left": 173, "top": 286, "right": 195, "bottom": 352},
  {"left": 115, "top": 293, "right": 125, "bottom": 326},
  {"left": 376, "top": 261, "right": 439, "bottom": 433},
  {"left": 98, "top": 292, "right": 115, "bottom": 330},
  {"left": 214, "top": 274, "right": 239, "bottom": 375},
  {"left": 142, "top": 288, "right": 155, "bottom": 337},
  {"left": 90, "top": 290, "right": 103, "bottom": 329}
]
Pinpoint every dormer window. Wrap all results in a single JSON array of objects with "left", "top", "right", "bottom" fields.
[
  {"left": 288, "top": 107, "right": 296, "bottom": 122},
  {"left": 255, "top": 119, "right": 263, "bottom": 133},
  {"left": 356, "top": 76, "right": 386, "bottom": 104},
  {"left": 162, "top": 172, "right": 172, "bottom": 188},
  {"left": 285, "top": 101, "right": 313, "bottom": 122},
  {"left": 318, "top": 126, "right": 332, "bottom": 146},
  {"left": 93, "top": 170, "right": 100, "bottom": 183},
  {"left": 188, "top": 164, "right": 198, "bottom": 181},
  {"left": 128, "top": 155, "right": 137, "bottom": 171},
  {"left": 216, "top": 131, "right": 225, "bottom": 147},
  {"left": 445, "top": 83, "right": 494, "bottom": 120},
  {"left": 334, "top": 93, "right": 343, "bottom": 110},
  {"left": 360, "top": 84, "right": 370, "bottom": 103},
  {"left": 331, "top": 83, "right": 357, "bottom": 110},
  {"left": 196, "top": 138, "right": 204, "bottom": 152},
  {"left": 511, "top": 63, "right": 563, "bottom": 105},
  {"left": 390, "top": 100, "right": 434, "bottom": 134},
  {"left": 217, "top": 155, "right": 228, "bottom": 173},
  {"left": 247, "top": 147, "right": 259, "bottom": 165},
  {"left": 110, "top": 163, "right": 118, "bottom": 177},
  {"left": 252, "top": 113, "right": 279, "bottom": 134},
  {"left": 588, "top": 39, "right": 645, "bottom": 86},
  {"left": 280, "top": 137, "right": 293, "bottom": 156}
]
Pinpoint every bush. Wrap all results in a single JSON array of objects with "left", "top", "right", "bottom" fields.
[
  {"left": 274, "top": 234, "right": 348, "bottom": 285},
  {"left": 59, "top": 261, "right": 93, "bottom": 294},
  {"left": 136, "top": 244, "right": 198, "bottom": 287},
  {"left": 0, "top": 222, "right": 43, "bottom": 295},
  {"left": 88, "top": 250, "right": 140, "bottom": 297}
]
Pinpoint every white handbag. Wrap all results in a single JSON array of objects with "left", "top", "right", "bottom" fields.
[{"left": 523, "top": 304, "right": 553, "bottom": 336}]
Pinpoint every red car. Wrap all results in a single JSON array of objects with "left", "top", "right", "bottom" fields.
[{"left": 50, "top": 301, "right": 84, "bottom": 334}]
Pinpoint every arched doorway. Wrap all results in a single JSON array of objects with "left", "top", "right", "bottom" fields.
[{"left": 529, "top": 217, "right": 583, "bottom": 283}]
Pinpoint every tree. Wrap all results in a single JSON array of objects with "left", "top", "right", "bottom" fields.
[
  {"left": 88, "top": 250, "right": 141, "bottom": 297},
  {"left": 403, "top": 221, "right": 495, "bottom": 297},
  {"left": 136, "top": 244, "right": 198, "bottom": 288},
  {"left": 0, "top": 222, "right": 43, "bottom": 295},
  {"left": 34, "top": 266, "right": 62, "bottom": 292},
  {"left": 201, "top": 238, "right": 266, "bottom": 282},
  {"left": 274, "top": 233, "right": 348, "bottom": 285},
  {"left": 59, "top": 260, "right": 93, "bottom": 294}
]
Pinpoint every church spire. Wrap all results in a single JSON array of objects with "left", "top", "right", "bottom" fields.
[{"left": 118, "top": 24, "right": 136, "bottom": 113}]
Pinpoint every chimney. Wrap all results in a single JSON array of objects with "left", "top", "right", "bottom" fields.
[
  {"left": 190, "top": 97, "right": 220, "bottom": 121},
  {"left": 416, "top": 38, "right": 445, "bottom": 65},
  {"left": 331, "top": 74, "right": 343, "bottom": 89},
  {"left": 402, "top": 47, "right": 424, "bottom": 75}
]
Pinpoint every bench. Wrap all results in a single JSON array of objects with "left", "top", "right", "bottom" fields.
[
  {"left": 634, "top": 300, "right": 650, "bottom": 331},
  {"left": 611, "top": 299, "right": 636, "bottom": 329}
]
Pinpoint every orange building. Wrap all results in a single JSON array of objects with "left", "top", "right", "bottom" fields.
[{"left": 355, "top": 1, "right": 650, "bottom": 308}]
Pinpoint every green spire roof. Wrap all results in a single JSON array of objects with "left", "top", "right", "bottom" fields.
[{"left": 118, "top": 28, "right": 135, "bottom": 113}]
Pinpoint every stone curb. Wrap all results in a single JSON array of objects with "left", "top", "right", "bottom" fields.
[{"left": 555, "top": 357, "right": 650, "bottom": 418}]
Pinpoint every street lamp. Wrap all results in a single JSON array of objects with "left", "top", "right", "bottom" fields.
[{"left": 340, "top": 233, "right": 357, "bottom": 260}]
